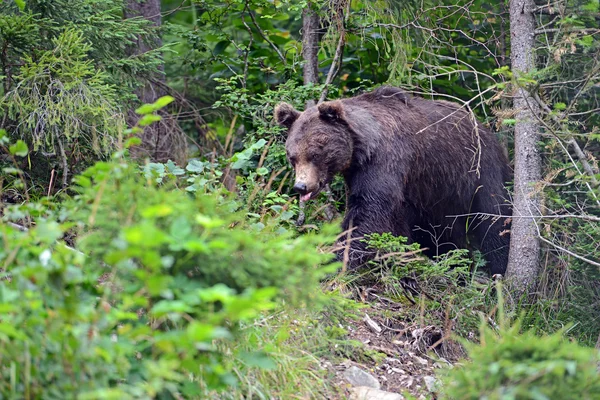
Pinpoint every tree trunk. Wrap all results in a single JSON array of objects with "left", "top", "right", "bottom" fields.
[
  {"left": 302, "top": 2, "right": 320, "bottom": 108},
  {"left": 124, "top": 0, "right": 186, "bottom": 164},
  {"left": 506, "top": 0, "right": 541, "bottom": 293}
]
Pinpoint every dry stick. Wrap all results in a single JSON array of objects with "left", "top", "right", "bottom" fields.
[
  {"left": 47, "top": 169, "right": 55, "bottom": 197},
  {"left": 448, "top": 211, "right": 600, "bottom": 223},
  {"left": 538, "top": 236, "right": 600, "bottom": 269},
  {"left": 57, "top": 137, "right": 69, "bottom": 188},
  {"left": 567, "top": 138, "right": 599, "bottom": 188}
]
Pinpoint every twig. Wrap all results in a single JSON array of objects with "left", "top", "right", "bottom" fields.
[
  {"left": 318, "top": 30, "right": 345, "bottom": 104},
  {"left": 240, "top": 5, "right": 254, "bottom": 89},
  {"left": 447, "top": 211, "right": 600, "bottom": 223},
  {"left": 531, "top": 91, "right": 600, "bottom": 189},
  {"left": 47, "top": 169, "right": 55, "bottom": 197},
  {"left": 567, "top": 138, "right": 599, "bottom": 188},
  {"left": 248, "top": 10, "right": 286, "bottom": 65},
  {"left": 363, "top": 313, "right": 382, "bottom": 334},
  {"left": 539, "top": 235, "right": 600, "bottom": 268},
  {"left": 535, "top": 27, "right": 599, "bottom": 35}
]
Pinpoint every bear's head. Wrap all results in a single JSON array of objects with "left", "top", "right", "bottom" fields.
[{"left": 274, "top": 101, "right": 354, "bottom": 201}]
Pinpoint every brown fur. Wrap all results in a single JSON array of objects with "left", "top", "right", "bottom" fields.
[{"left": 275, "top": 86, "right": 512, "bottom": 274}]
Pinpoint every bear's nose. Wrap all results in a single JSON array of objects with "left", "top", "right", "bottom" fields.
[{"left": 293, "top": 181, "right": 308, "bottom": 194}]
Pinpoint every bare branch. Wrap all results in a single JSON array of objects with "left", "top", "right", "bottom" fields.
[
  {"left": 539, "top": 236, "right": 600, "bottom": 269},
  {"left": 317, "top": 33, "right": 344, "bottom": 104},
  {"left": 248, "top": 10, "right": 286, "bottom": 65}
]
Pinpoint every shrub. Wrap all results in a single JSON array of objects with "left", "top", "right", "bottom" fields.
[
  {"left": 0, "top": 147, "right": 337, "bottom": 397},
  {"left": 440, "top": 293, "right": 600, "bottom": 400}
]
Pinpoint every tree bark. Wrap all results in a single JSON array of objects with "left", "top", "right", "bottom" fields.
[
  {"left": 506, "top": 0, "right": 541, "bottom": 293},
  {"left": 124, "top": 0, "right": 185, "bottom": 164},
  {"left": 302, "top": 2, "right": 320, "bottom": 108}
]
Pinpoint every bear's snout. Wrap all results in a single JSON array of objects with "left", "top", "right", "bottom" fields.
[
  {"left": 293, "top": 162, "right": 321, "bottom": 202},
  {"left": 293, "top": 182, "right": 308, "bottom": 194}
]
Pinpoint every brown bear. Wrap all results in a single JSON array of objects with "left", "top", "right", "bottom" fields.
[{"left": 275, "top": 86, "right": 512, "bottom": 275}]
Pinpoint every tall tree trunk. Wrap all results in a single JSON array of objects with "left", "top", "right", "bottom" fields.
[
  {"left": 296, "top": 2, "right": 321, "bottom": 226},
  {"left": 297, "top": 2, "right": 340, "bottom": 224},
  {"left": 507, "top": 0, "right": 541, "bottom": 293},
  {"left": 124, "top": 0, "right": 185, "bottom": 164},
  {"left": 302, "top": 2, "right": 320, "bottom": 108}
]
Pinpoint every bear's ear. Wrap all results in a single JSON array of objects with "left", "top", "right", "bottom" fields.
[
  {"left": 274, "top": 102, "right": 300, "bottom": 130},
  {"left": 317, "top": 101, "right": 345, "bottom": 123}
]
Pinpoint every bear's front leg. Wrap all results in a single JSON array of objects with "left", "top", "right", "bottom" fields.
[{"left": 336, "top": 200, "right": 414, "bottom": 270}]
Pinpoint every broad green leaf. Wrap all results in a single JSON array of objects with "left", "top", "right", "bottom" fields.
[
  {"left": 35, "top": 221, "right": 63, "bottom": 244},
  {"left": 9, "top": 140, "right": 28, "bottom": 157},
  {"left": 138, "top": 114, "right": 161, "bottom": 127},
  {"left": 135, "top": 104, "right": 155, "bottom": 115},
  {"left": 154, "top": 96, "right": 175, "bottom": 109},
  {"left": 14, "top": 0, "right": 25, "bottom": 11},
  {"left": 150, "top": 300, "right": 193, "bottom": 317},
  {"left": 186, "top": 159, "right": 205, "bottom": 173}
]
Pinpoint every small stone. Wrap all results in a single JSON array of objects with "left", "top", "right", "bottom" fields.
[
  {"left": 391, "top": 367, "right": 405, "bottom": 374},
  {"left": 423, "top": 375, "right": 439, "bottom": 392},
  {"left": 349, "top": 386, "right": 404, "bottom": 400},
  {"left": 343, "top": 366, "right": 381, "bottom": 389},
  {"left": 414, "top": 356, "right": 429, "bottom": 366}
]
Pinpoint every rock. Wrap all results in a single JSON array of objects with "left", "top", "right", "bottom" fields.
[
  {"left": 343, "top": 366, "right": 381, "bottom": 389},
  {"left": 423, "top": 375, "right": 440, "bottom": 392},
  {"left": 349, "top": 386, "right": 404, "bottom": 400}
]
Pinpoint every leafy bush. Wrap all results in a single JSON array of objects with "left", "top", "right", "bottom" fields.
[
  {"left": 0, "top": 137, "right": 338, "bottom": 398},
  {"left": 440, "top": 296, "right": 600, "bottom": 400}
]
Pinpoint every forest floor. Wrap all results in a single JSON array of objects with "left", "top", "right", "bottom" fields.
[{"left": 321, "top": 282, "right": 466, "bottom": 399}]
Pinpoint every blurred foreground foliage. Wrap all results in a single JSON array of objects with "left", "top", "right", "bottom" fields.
[{"left": 0, "top": 111, "right": 339, "bottom": 397}]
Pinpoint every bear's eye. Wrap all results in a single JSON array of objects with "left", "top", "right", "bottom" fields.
[{"left": 288, "top": 156, "right": 297, "bottom": 166}]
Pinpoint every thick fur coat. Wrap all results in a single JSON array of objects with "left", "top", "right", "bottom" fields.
[{"left": 275, "top": 86, "right": 512, "bottom": 275}]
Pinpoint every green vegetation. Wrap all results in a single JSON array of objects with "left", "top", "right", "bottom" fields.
[
  {"left": 442, "top": 288, "right": 600, "bottom": 399},
  {"left": 1, "top": 0, "right": 599, "bottom": 398}
]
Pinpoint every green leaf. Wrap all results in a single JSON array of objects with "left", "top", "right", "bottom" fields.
[
  {"left": 124, "top": 222, "right": 167, "bottom": 247},
  {"left": 141, "top": 204, "right": 174, "bottom": 218},
  {"left": 553, "top": 102, "right": 567, "bottom": 111},
  {"left": 0, "top": 129, "right": 8, "bottom": 144},
  {"left": 250, "top": 139, "right": 267, "bottom": 151},
  {"left": 135, "top": 104, "right": 156, "bottom": 115},
  {"left": 239, "top": 351, "right": 277, "bottom": 370},
  {"left": 195, "top": 214, "right": 224, "bottom": 228},
  {"left": 35, "top": 221, "right": 63, "bottom": 244},
  {"left": 9, "top": 140, "right": 28, "bottom": 157},
  {"left": 213, "top": 40, "right": 230, "bottom": 55},
  {"left": 186, "top": 160, "right": 205, "bottom": 173},
  {"left": 0, "top": 323, "right": 27, "bottom": 340},
  {"left": 14, "top": 0, "right": 26, "bottom": 12},
  {"left": 124, "top": 137, "right": 142, "bottom": 148},
  {"left": 154, "top": 96, "right": 175, "bottom": 109},
  {"left": 150, "top": 300, "right": 193, "bottom": 317},
  {"left": 138, "top": 114, "right": 162, "bottom": 127}
]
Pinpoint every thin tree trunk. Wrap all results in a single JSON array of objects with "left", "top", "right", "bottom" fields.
[
  {"left": 506, "top": 0, "right": 541, "bottom": 293},
  {"left": 296, "top": 2, "right": 320, "bottom": 226},
  {"left": 297, "top": 2, "right": 340, "bottom": 224},
  {"left": 302, "top": 2, "right": 320, "bottom": 108},
  {"left": 124, "top": 0, "right": 185, "bottom": 164}
]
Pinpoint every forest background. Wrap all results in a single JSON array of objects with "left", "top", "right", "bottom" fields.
[{"left": 1, "top": 0, "right": 600, "bottom": 398}]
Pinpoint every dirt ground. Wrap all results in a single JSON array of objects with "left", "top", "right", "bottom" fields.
[{"left": 324, "top": 285, "right": 466, "bottom": 399}]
